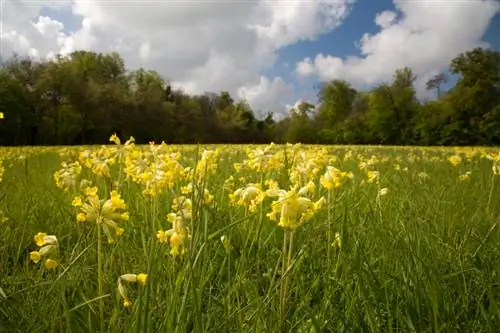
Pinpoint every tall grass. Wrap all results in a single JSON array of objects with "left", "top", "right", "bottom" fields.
[{"left": 1, "top": 144, "right": 500, "bottom": 332}]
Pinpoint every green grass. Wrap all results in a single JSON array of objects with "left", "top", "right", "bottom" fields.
[{"left": 1, "top": 144, "right": 500, "bottom": 333}]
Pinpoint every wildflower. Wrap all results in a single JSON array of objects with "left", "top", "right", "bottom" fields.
[
  {"left": 30, "top": 233, "right": 59, "bottom": 269},
  {"left": 0, "top": 112, "right": 4, "bottom": 119},
  {"left": 137, "top": 273, "right": 148, "bottom": 286},
  {"left": 267, "top": 187, "right": 324, "bottom": 230},
  {"left": 53, "top": 161, "right": 82, "bottom": 191},
  {"left": 117, "top": 273, "right": 148, "bottom": 307},
  {"left": 366, "top": 170, "right": 380, "bottom": 184},
  {"left": 230, "top": 184, "right": 266, "bottom": 212},
  {"left": 109, "top": 133, "right": 121, "bottom": 145},
  {"left": 448, "top": 154, "right": 462, "bottom": 166},
  {"left": 44, "top": 259, "right": 58, "bottom": 269},
  {"left": 157, "top": 196, "right": 193, "bottom": 256},
  {"left": 72, "top": 196, "right": 83, "bottom": 207},
  {"left": 320, "top": 166, "right": 350, "bottom": 190},
  {"left": 74, "top": 188, "right": 129, "bottom": 243}
]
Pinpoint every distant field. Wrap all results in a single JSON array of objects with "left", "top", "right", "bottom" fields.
[{"left": 1, "top": 140, "right": 500, "bottom": 332}]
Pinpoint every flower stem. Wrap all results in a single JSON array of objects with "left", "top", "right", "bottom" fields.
[{"left": 97, "top": 220, "right": 104, "bottom": 333}]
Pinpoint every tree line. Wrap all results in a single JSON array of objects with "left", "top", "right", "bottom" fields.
[{"left": 0, "top": 47, "right": 499, "bottom": 146}]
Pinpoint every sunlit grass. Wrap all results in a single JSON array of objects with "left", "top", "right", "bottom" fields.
[{"left": 1, "top": 143, "right": 500, "bottom": 332}]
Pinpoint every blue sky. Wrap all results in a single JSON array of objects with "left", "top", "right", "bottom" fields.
[
  {"left": 5, "top": 0, "right": 499, "bottom": 116},
  {"left": 267, "top": 0, "right": 500, "bottom": 103}
]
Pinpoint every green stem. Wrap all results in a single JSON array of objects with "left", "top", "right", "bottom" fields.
[
  {"left": 279, "top": 230, "right": 289, "bottom": 325},
  {"left": 327, "top": 190, "right": 332, "bottom": 260},
  {"left": 97, "top": 220, "right": 104, "bottom": 333},
  {"left": 487, "top": 174, "right": 495, "bottom": 215}
]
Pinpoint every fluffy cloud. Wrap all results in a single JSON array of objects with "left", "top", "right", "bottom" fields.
[
  {"left": 295, "top": 0, "right": 500, "bottom": 96},
  {"left": 0, "top": 0, "right": 354, "bottom": 117},
  {"left": 238, "top": 76, "right": 294, "bottom": 117}
]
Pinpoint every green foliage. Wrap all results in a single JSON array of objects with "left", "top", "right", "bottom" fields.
[{"left": 0, "top": 47, "right": 499, "bottom": 146}]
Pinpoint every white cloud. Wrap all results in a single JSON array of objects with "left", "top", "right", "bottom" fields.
[
  {"left": 374, "top": 10, "right": 397, "bottom": 29},
  {"left": 238, "top": 76, "right": 294, "bottom": 117},
  {"left": 296, "top": 0, "right": 500, "bottom": 97},
  {"left": 0, "top": 0, "right": 355, "bottom": 117}
]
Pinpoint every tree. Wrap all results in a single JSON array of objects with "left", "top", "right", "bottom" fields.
[{"left": 426, "top": 73, "right": 447, "bottom": 99}]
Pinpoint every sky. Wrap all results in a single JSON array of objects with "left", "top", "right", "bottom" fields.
[{"left": 1, "top": 0, "right": 499, "bottom": 118}]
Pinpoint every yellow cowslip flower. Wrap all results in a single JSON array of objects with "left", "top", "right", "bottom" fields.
[
  {"left": 109, "top": 133, "right": 121, "bottom": 145},
  {"left": 30, "top": 251, "right": 41, "bottom": 263},
  {"left": 75, "top": 189, "right": 129, "bottom": 243},
  {"left": 85, "top": 186, "right": 98, "bottom": 197},
  {"left": 448, "top": 154, "right": 462, "bottom": 166},
  {"left": 117, "top": 273, "right": 148, "bottom": 307},
  {"left": 157, "top": 226, "right": 190, "bottom": 256},
  {"left": 72, "top": 196, "right": 83, "bottom": 207},
  {"left": 76, "top": 212, "right": 86, "bottom": 223},
  {"left": 366, "top": 170, "right": 380, "bottom": 184},
  {"left": 320, "top": 166, "right": 350, "bottom": 190},
  {"left": 34, "top": 232, "right": 48, "bottom": 247},
  {"left": 123, "top": 298, "right": 132, "bottom": 308},
  {"left": 53, "top": 161, "right": 82, "bottom": 191},
  {"left": 30, "top": 233, "right": 59, "bottom": 269},
  {"left": 44, "top": 259, "right": 58, "bottom": 269},
  {"left": 298, "top": 180, "right": 316, "bottom": 196},
  {"left": 34, "top": 232, "right": 58, "bottom": 247},
  {"left": 137, "top": 274, "right": 148, "bottom": 286},
  {"left": 230, "top": 184, "right": 265, "bottom": 212},
  {"left": 0, "top": 112, "right": 4, "bottom": 119},
  {"left": 267, "top": 187, "right": 325, "bottom": 230}
]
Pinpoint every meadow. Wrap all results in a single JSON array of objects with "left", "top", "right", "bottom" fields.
[{"left": 1, "top": 137, "right": 500, "bottom": 333}]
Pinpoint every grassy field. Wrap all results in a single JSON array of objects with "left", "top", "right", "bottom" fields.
[{"left": 1, "top": 139, "right": 500, "bottom": 333}]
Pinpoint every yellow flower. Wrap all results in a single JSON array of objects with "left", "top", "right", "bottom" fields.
[
  {"left": 448, "top": 154, "right": 462, "bottom": 166},
  {"left": 366, "top": 170, "right": 380, "bottom": 184},
  {"left": 34, "top": 232, "right": 48, "bottom": 247},
  {"left": 84, "top": 186, "right": 98, "bottom": 197},
  {"left": 75, "top": 189, "right": 129, "bottom": 243},
  {"left": 320, "top": 166, "right": 350, "bottom": 190},
  {"left": 115, "top": 227, "right": 125, "bottom": 236},
  {"left": 30, "top": 251, "right": 41, "bottom": 263},
  {"left": 34, "top": 233, "right": 58, "bottom": 247},
  {"left": 0, "top": 112, "right": 4, "bottom": 119},
  {"left": 267, "top": 187, "right": 324, "bottom": 230},
  {"left": 109, "top": 133, "right": 121, "bottom": 145},
  {"left": 137, "top": 274, "right": 148, "bottom": 286},
  {"left": 123, "top": 298, "right": 132, "bottom": 308},
  {"left": 44, "top": 259, "right": 58, "bottom": 269},
  {"left": 77, "top": 212, "right": 86, "bottom": 222},
  {"left": 72, "top": 196, "right": 83, "bottom": 207}
]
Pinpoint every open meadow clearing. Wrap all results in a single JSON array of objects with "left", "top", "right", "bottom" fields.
[{"left": 1, "top": 139, "right": 500, "bottom": 332}]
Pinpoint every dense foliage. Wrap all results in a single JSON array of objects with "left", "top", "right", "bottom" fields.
[
  {"left": 1, "top": 143, "right": 500, "bottom": 332},
  {"left": 0, "top": 47, "right": 499, "bottom": 146}
]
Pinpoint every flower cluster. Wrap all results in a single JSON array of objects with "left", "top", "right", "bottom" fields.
[{"left": 30, "top": 232, "right": 59, "bottom": 269}]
